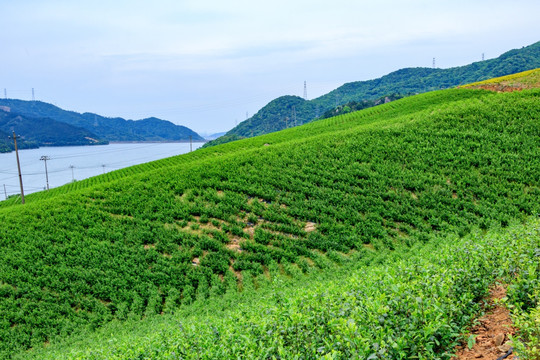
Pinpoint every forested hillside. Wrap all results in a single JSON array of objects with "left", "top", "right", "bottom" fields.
[
  {"left": 1, "top": 74, "right": 539, "bottom": 358},
  {"left": 0, "top": 110, "right": 107, "bottom": 152},
  {"left": 206, "top": 40, "right": 540, "bottom": 147},
  {"left": 0, "top": 99, "right": 204, "bottom": 143},
  {"left": 0, "top": 127, "right": 39, "bottom": 153},
  {"left": 0, "top": 129, "right": 14, "bottom": 152}
]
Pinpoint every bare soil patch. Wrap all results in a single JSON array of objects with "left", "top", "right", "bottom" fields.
[
  {"left": 470, "top": 84, "right": 525, "bottom": 93},
  {"left": 453, "top": 285, "right": 515, "bottom": 360},
  {"left": 304, "top": 221, "right": 316, "bottom": 232}
]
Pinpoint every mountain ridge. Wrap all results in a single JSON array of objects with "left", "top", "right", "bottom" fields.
[
  {"left": 205, "top": 40, "right": 540, "bottom": 147},
  {"left": 0, "top": 109, "right": 107, "bottom": 152},
  {"left": 0, "top": 99, "right": 204, "bottom": 149}
]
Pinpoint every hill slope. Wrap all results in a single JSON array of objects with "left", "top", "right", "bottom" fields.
[
  {"left": 0, "top": 99, "right": 204, "bottom": 143},
  {"left": 206, "top": 40, "right": 540, "bottom": 147},
  {"left": 0, "top": 84, "right": 539, "bottom": 358},
  {"left": 0, "top": 109, "right": 107, "bottom": 151}
]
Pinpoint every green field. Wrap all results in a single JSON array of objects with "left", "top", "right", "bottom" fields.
[{"left": 1, "top": 82, "right": 539, "bottom": 358}]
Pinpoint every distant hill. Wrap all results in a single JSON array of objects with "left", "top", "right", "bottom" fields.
[
  {"left": 0, "top": 99, "right": 204, "bottom": 144},
  {"left": 0, "top": 123, "right": 40, "bottom": 153},
  {"left": 0, "top": 109, "right": 107, "bottom": 153},
  {"left": 0, "top": 129, "right": 12, "bottom": 152},
  {"left": 205, "top": 40, "right": 540, "bottom": 147},
  {"left": 203, "top": 131, "right": 226, "bottom": 140}
]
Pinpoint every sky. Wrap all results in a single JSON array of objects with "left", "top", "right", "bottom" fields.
[{"left": 1, "top": 0, "right": 539, "bottom": 136}]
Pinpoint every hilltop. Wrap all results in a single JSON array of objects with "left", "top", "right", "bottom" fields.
[
  {"left": 0, "top": 69, "right": 539, "bottom": 358},
  {"left": 0, "top": 109, "right": 107, "bottom": 152},
  {"left": 206, "top": 40, "right": 540, "bottom": 147},
  {"left": 0, "top": 99, "right": 204, "bottom": 150}
]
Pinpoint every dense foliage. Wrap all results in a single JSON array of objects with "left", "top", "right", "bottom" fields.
[
  {"left": 0, "top": 87, "right": 539, "bottom": 357},
  {"left": 0, "top": 128, "right": 15, "bottom": 152},
  {"left": 0, "top": 110, "right": 107, "bottom": 152},
  {"left": 319, "top": 94, "right": 404, "bottom": 119},
  {"left": 17, "top": 219, "right": 540, "bottom": 359},
  {"left": 0, "top": 100, "right": 204, "bottom": 143},
  {"left": 0, "top": 128, "right": 39, "bottom": 153},
  {"left": 207, "top": 41, "right": 540, "bottom": 147}
]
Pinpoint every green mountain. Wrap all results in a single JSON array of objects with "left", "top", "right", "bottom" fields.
[
  {"left": 0, "top": 126, "right": 39, "bottom": 153},
  {"left": 0, "top": 129, "right": 13, "bottom": 152},
  {"left": 0, "top": 99, "right": 204, "bottom": 143},
  {"left": 206, "top": 40, "right": 540, "bottom": 147},
  {"left": 1, "top": 70, "right": 539, "bottom": 358},
  {"left": 0, "top": 110, "right": 107, "bottom": 152}
]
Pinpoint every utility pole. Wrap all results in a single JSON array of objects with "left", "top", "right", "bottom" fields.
[
  {"left": 12, "top": 132, "right": 25, "bottom": 204},
  {"left": 102, "top": 164, "right": 106, "bottom": 174},
  {"left": 70, "top": 165, "right": 75, "bottom": 182},
  {"left": 432, "top": 57, "right": 436, "bottom": 68},
  {"left": 3, "top": 184, "right": 7, "bottom": 200},
  {"left": 40, "top": 156, "right": 50, "bottom": 190},
  {"left": 482, "top": 53, "right": 485, "bottom": 61},
  {"left": 303, "top": 81, "right": 307, "bottom": 100},
  {"left": 189, "top": 135, "right": 192, "bottom": 152}
]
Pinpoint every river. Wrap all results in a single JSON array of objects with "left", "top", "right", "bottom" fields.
[{"left": 0, "top": 142, "right": 204, "bottom": 200}]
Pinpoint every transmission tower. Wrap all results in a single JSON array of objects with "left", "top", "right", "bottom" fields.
[
  {"left": 432, "top": 58, "right": 436, "bottom": 68},
  {"left": 303, "top": 81, "right": 307, "bottom": 100},
  {"left": 32, "top": 88, "right": 35, "bottom": 101},
  {"left": 482, "top": 53, "right": 485, "bottom": 61},
  {"left": 3, "top": 89, "right": 6, "bottom": 99}
]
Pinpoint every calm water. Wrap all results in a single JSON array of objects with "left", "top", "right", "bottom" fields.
[{"left": 0, "top": 142, "right": 204, "bottom": 199}]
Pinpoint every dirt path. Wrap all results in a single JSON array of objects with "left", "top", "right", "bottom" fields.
[{"left": 453, "top": 285, "right": 515, "bottom": 360}]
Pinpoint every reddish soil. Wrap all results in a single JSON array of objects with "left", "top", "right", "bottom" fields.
[
  {"left": 470, "top": 84, "right": 524, "bottom": 93},
  {"left": 453, "top": 285, "right": 515, "bottom": 360}
]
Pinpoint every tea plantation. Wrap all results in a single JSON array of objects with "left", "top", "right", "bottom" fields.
[{"left": 1, "top": 73, "right": 539, "bottom": 358}]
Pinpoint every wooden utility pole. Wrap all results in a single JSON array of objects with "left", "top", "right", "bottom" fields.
[
  {"left": 40, "top": 156, "right": 51, "bottom": 190},
  {"left": 12, "top": 132, "right": 25, "bottom": 204}
]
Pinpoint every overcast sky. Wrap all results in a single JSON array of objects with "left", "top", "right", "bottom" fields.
[{"left": 1, "top": 0, "right": 539, "bottom": 135}]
